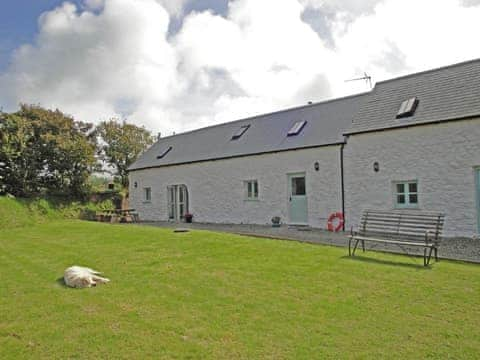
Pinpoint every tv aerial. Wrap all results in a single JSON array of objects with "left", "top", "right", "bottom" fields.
[{"left": 345, "top": 72, "right": 373, "bottom": 89}]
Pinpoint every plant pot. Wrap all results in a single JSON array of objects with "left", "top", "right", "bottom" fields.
[{"left": 271, "top": 216, "right": 281, "bottom": 227}]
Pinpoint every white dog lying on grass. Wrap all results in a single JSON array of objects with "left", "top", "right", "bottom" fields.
[{"left": 64, "top": 266, "right": 110, "bottom": 288}]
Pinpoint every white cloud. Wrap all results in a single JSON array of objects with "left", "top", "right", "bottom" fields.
[
  {"left": 173, "top": 0, "right": 342, "bottom": 124},
  {"left": 0, "top": 0, "right": 180, "bottom": 132},
  {"left": 331, "top": 0, "right": 480, "bottom": 83},
  {"left": 1, "top": 0, "right": 480, "bottom": 135}
]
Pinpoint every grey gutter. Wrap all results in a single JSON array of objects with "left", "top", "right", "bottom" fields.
[{"left": 340, "top": 142, "right": 346, "bottom": 231}]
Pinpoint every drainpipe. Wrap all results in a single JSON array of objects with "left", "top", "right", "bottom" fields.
[{"left": 340, "top": 139, "right": 346, "bottom": 232}]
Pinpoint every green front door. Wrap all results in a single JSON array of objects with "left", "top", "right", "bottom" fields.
[{"left": 288, "top": 173, "right": 308, "bottom": 224}]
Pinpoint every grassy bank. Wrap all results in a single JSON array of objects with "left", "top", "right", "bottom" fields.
[
  {"left": 0, "top": 221, "right": 479, "bottom": 359},
  {"left": 0, "top": 196, "right": 112, "bottom": 229}
]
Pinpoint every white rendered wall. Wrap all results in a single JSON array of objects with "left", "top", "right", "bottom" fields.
[
  {"left": 344, "top": 118, "right": 480, "bottom": 237},
  {"left": 129, "top": 146, "right": 343, "bottom": 228}
]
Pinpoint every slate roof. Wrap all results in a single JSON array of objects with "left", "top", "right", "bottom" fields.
[
  {"left": 129, "top": 58, "right": 480, "bottom": 171},
  {"left": 128, "top": 93, "right": 368, "bottom": 171},
  {"left": 345, "top": 58, "right": 480, "bottom": 135}
]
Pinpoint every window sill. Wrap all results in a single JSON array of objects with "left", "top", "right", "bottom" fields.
[
  {"left": 143, "top": 201, "right": 152, "bottom": 204},
  {"left": 244, "top": 198, "right": 260, "bottom": 202},
  {"left": 394, "top": 205, "right": 419, "bottom": 210}
]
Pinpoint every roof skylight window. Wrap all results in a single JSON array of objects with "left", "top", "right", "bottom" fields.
[
  {"left": 287, "top": 120, "right": 307, "bottom": 136},
  {"left": 157, "top": 146, "right": 172, "bottom": 159},
  {"left": 231, "top": 125, "right": 250, "bottom": 140},
  {"left": 396, "top": 97, "right": 419, "bottom": 119}
]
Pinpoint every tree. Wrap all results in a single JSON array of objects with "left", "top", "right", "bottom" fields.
[
  {"left": 0, "top": 104, "right": 97, "bottom": 198},
  {"left": 96, "top": 120, "right": 154, "bottom": 187}
]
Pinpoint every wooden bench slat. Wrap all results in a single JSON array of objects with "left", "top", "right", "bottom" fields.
[
  {"left": 359, "top": 232, "right": 434, "bottom": 240},
  {"left": 358, "top": 223, "right": 440, "bottom": 233},
  {"left": 362, "top": 214, "right": 444, "bottom": 222},
  {"left": 348, "top": 236, "right": 435, "bottom": 247},
  {"left": 360, "top": 221, "right": 443, "bottom": 231},
  {"left": 360, "top": 216, "right": 444, "bottom": 223},
  {"left": 357, "top": 234, "right": 439, "bottom": 242},
  {"left": 361, "top": 214, "right": 444, "bottom": 222},
  {"left": 361, "top": 219, "right": 443, "bottom": 225},
  {"left": 361, "top": 217, "right": 443, "bottom": 224},
  {"left": 364, "top": 209, "right": 445, "bottom": 216}
]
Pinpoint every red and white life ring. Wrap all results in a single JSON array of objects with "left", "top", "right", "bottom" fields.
[{"left": 327, "top": 212, "right": 344, "bottom": 232}]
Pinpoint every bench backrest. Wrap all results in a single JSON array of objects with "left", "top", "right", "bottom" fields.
[{"left": 358, "top": 209, "right": 444, "bottom": 243}]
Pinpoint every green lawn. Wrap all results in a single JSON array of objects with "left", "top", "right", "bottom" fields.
[{"left": 0, "top": 221, "right": 479, "bottom": 359}]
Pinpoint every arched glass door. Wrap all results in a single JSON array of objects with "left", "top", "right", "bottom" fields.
[{"left": 167, "top": 184, "right": 189, "bottom": 221}]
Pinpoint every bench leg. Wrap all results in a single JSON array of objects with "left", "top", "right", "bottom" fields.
[
  {"left": 434, "top": 247, "right": 438, "bottom": 262},
  {"left": 362, "top": 239, "right": 365, "bottom": 253},
  {"left": 348, "top": 238, "right": 352, "bottom": 256},
  {"left": 424, "top": 247, "right": 434, "bottom": 266},
  {"left": 352, "top": 238, "right": 361, "bottom": 256}
]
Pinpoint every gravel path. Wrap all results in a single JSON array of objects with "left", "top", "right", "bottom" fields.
[{"left": 140, "top": 222, "right": 480, "bottom": 264}]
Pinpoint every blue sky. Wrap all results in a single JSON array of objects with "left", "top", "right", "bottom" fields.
[
  {"left": 1, "top": 0, "right": 479, "bottom": 133},
  {"left": 0, "top": 1, "right": 83, "bottom": 70}
]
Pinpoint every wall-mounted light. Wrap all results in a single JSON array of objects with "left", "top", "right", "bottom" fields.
[
  {"left": 373, "top": 162, "right": 380, "bottom": 173},
  {"left": 314, "top": 162, "right": 320, "bottom": 171},
  {"left": 134, "top": 182, "right": 138, "bottom": 188}
]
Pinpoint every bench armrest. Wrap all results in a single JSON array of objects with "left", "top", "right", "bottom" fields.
[
  {"left": 425, "top": 230, "right": 440, "bottom": 245},
  {"left": 350, "top": 226, "right": 358, "bottom": 237}
]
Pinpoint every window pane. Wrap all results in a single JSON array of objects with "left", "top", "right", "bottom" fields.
[
  {"left": 232, "top": 125, "right": 250, "bottom": 140},
  {"left": 287, "top": 121, "right": 307, "bottom": 136},
  {"left": 409, "top": 183, "right": 417, "bottom": 193},
  {"left": 292, "top": 177, "right": 306, "bottom": 195},
  {"left": 247, "top": 182, "right": 252, "bottom": 198},
  {"left": 397, "top": 195, "right": 405, "bottom": 204},
  {"left": 253, "top": 181, "right": 258, "bottom": 198},
  {"left": 168, "top": 187, "right": 175, "bottom": 203},
  {"left": 396, "top": 183, "right": 405, "bottom": 194},
  {"left": 409, "top": 194, "right": 418, "bottom": 204}
]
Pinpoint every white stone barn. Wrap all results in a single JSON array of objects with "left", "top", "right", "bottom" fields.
[{"left": 129, "top": 59, "right": 480, "bottom": 237}]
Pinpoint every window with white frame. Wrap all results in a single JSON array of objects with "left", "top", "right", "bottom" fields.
[
  {"left": 394, "top": 181, "right": 418, "bottom": 208},
  {"left": 244, "top": 180, "right": 259, "bottom": 200},
  {"left": 144, "top": 187, "right": 152, "bottom": 202}
]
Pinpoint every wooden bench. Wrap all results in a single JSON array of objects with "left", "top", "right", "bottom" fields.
[
  {"left": 95, "top": 209, "right": 140, "bottom": 223},
  {"left": 348, "top": 209, "right": 445, "bottom": 266}
]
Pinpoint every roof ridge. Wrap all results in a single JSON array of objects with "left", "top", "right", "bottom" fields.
[
  {"left": 375, "top": 57, "right": 480, "bottom": 86},
  {"left": 156, "top": 91, "right": 370, "bottom": 141}
]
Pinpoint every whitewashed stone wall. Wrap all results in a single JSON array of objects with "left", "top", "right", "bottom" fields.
[
  {"left": 344, "top": 118, "right": 480, "bottom": 237},
  {"left": 129, "top": 146, "right": 343, "bottom": 229}
]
